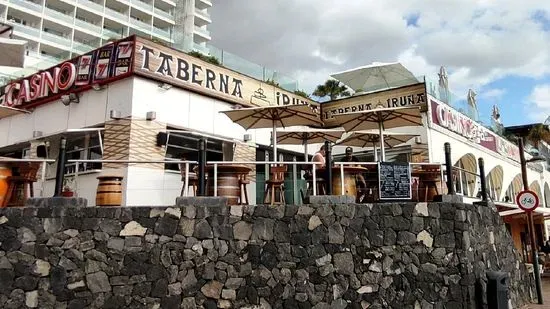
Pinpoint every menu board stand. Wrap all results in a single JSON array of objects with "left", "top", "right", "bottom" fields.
[{"left": 378, "top": 162, "right": 412, "bottom": 200}]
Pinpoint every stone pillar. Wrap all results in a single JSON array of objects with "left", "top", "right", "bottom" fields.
[
  {"left": 103, "top": 119, "right": 132, "bottom": 169},
  {"left": 233, "top": 142, "right": 256, "bottom": 182},
  {"left": 128, "top": 119, "right": 166, "bottom": 169}
]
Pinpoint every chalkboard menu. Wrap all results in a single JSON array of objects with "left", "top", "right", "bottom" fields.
[{"left": 378, "top": 162, "right": 412, "bottom": 200}]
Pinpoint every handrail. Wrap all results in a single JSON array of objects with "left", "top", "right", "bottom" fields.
[{"left": 208, "top": 161, "right": 322, "bottom": 197}]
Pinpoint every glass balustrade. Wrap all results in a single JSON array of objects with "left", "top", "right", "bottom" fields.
[
  {"left": 194, "top": 25, "right": 210, "bottom": 38},
  {"left": 41, "top": 31, "right": 72, "bottom": 46},
  {"left": 130, "top": 18, "right": 151, "bottom": 32},
  {"left": 102, "top": 28, "right": 123, "bottom": 39},
  {"left": 77, "top": 0, "right": 104, "bottom": 13},
  {"left": 153, "top": 8, "right": 173, "bottom": 20},
  {"left": 131, "top": 0, "right": 152, "bottom": 11},
  {"left": 195, "top": 9, "right": 211, "bottom": 20},
  {"left": 6, "top": 21, "right": 41, "bottom": 38},
  {"left": 152, "top": 26, "right": 170, "bottom": 39},
  {"left": 9, "top": 0, "right": 42, "bottom": 13},
  {"left": 75, "top": 18, "right": 102, "bottom": 34},
  {"left": 44, "top": 6, "right": 74, "bottom": 24}
]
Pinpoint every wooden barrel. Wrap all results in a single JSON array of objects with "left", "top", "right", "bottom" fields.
[
  {"left": 332, "top": 173, "right": 357, "bottom": 197},
  {"left": 0, "top": 166, "right": 12, "bottom": 207},
  {"left": 208, "top": 173, "right": 240, "bottom": 205},
  {"left": 96, "top": 176, "right": 123, "bottom": 206}
]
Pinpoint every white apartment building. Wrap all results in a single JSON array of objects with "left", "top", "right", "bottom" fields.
[{"left": 0, "top": 0, "right": 211, "bottom": 75}]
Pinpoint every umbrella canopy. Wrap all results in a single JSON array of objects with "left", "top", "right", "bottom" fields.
[
  {"left": 335, "top": 105, "right": 423, "bottom": 132},
  {"left": 276, "top": 127, "right": 345, "bottom": 145},
  {"left": 337, "top": 131, "right": 418, "bottom": 148},
  {"left": 220, "top": 104, "right": 323, "bottom": 161},
  {"left": 333, "top": 105, "right": 423, "bottom": 161},
  {"left": 0, "top": 105, "right": 30, "bottom": 119},
  {"left": 330, "top": 62, "right": 419, "bottom": 93}
]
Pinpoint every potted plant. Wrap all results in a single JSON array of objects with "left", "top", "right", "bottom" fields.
[{"left": 62, "top": 177, "right": 75, "bottom": 197}]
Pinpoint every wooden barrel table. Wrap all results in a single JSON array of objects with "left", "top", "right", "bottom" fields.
[
  {"left": 207, "top": 165, "right": 252, "bottom": 205},
  {"left": 96, "top": 176, "right": 123, "bottom": 206},
  {"left": 330, "top": 166, "right": 368, "bottom": 198},
  {"left": 0, "top": 165, "right": 12, "bottom": 207}
]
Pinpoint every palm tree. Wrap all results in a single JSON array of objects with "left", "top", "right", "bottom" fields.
[
  {"left": 527, "top": 124, "right": 550, "bottom": 148},
  {"left": 312, "top": 79, "right": 351, "bottom": 100},
  {"left": 293, "top": 90, "right": 309, "bottom": 98}
]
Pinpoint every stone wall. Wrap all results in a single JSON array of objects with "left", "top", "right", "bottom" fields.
[{"left": 0, "top": 202, "right": 533, "bottom": 309}]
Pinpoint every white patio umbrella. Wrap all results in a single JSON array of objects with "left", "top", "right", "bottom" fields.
[
  {"left": 220, "top": 105, "right": 323, "bottom": 162},
  {"left": 333, "top": 105, "right": 423, "bottom": 161},
  {"left": 276, "top": 126, "right": 346, "bottom": 161},
  {"left": 330, "top": 62, "right": 419, "bottom": 93},
  {"left": 337, "top": 130, "right": 419, "bottom": 161}
]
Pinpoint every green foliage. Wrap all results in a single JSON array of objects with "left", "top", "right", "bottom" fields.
[
  {"left": 293, "top": 90, "right": 310, "bottom": 98},
  {"left": 312, "top": 79, "right": 351, "bottom": 100},
  {"left": 187, "top": 51, "right": 221, "bottom": 66},
  {"left": 264, "top": 79, "right": 280, "bottom": 87},
  {"left": 527, "top": 124, "right": 550, "bottom": 148}
]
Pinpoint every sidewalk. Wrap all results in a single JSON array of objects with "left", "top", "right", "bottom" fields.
[{"left": 526, "top": 278, "right": 550, "bottom": 308}]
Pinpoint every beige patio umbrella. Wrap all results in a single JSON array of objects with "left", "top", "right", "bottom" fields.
[
  {"left": 337, "top": 130, "right": 419, "bottom": 161},
  {"left": 220, "top": 105, "right": 323, "bottom": 161},
  {"left": 276, "top": 126, "right": 345, "bottom": 161},
  {"left": 333, "top": 105, "right": 423, "bottom": 161},
  {"left": 331, "top": 62, "right": 419, "bottom": 93}
]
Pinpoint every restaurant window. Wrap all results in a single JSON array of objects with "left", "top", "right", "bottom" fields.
[
  {"left": 64, "top": 131, "right": 104, "bottom": 175},
  {"left": 161, "top": 130, "right": 233, "bottom": 172}
]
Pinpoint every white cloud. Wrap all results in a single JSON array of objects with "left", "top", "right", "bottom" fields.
[
  {"left": 527, "top": 84, "right": 550, "bottom": 121},
  {"left": 480, "top": 88, "right": 506, "bottom": 100},
  {"left": 210, "top": 0, "right": 550, "bottom": 97}
]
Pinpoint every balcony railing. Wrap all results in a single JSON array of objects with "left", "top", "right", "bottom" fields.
[
  {"left": 9, "top": 0, "right": 42, "bottom": 13},
  {"left": 131, "top": 0, "right": 153, "bottom": 11},
  {"left": 104, "top": 7, "right": 128, "bottom": 22},
  {"left": 76, "top": 0, "right": 104, "bottom": 14},
  {"left": 194, "top": 9, "right": 211, "bottom": 21},
  {"left": 102, "top": 27, "right": 123, "bottom": 39},
  {"left": 130, "top": 17, "right": 151, "bottom": 32},
  {"left": 153, "top": 8, "right": 174, "bottom": 20},
  {"left": 44, "top": 6, "right": 74, "bottom": 24},
  {"left": 75, "top": 18, "right": 102, "bottom": 34},
  {"left": 194, "top": 25, "right": 210, "bottom": 38},
  {"left": 6, "top": 21, "right": 41, "bottom": 38},
  {"left": 152, "top": 26, "right": 170, "bottom": 39},
  {"left": 41, "top": 30, "right": 72, "bottom": 47}
]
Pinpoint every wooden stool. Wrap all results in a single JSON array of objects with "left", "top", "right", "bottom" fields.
[
  {"left": 264, "top": 165, "right": 287, "bottom": 205},
  {"left": 4, "top": 162, "right": 40, "bottom": 207},
  {"left": 239, "top": 174, "right": 250, "bottom": 205},
  {"left": 181, "top": 173, "right": 198, "bottom": 196}
]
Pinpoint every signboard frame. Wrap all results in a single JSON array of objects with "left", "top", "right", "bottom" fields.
[
  {"left": 516, "top": 190, "right": 540, "bottom": 212},
  {"left": 378, "top": 162, "right": 412, "bottom": 200}
]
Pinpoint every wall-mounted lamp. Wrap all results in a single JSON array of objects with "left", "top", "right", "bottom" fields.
[
  {"left": 61, "top": 93, "right": 79, "bottom": 106},
  {"left": 110, "top": 110, "right": 122, "bottom": 120},
  {"left": 158, "top": 82, "right": 172, "bottom": 90},
  {"left": 243, "top": 134, "right": 252, "bottom": 142},
  {"left": 146, "top": 111, "right": 156, "bottom": 121},
  {"left": 32, "top": 130, "right": 43, "bottom": 138}
]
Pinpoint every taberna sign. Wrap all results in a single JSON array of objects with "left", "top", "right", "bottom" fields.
[{"left": 0, "top": 62, "right": 77, "bottom": 108}]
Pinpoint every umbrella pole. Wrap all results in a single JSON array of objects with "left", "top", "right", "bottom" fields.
[
  {"left": 272, "top": 120, "right": 278, "bottom": 162},
  {"left": 373, "top": 142, "right": 378, "bottom": 162},
  {"left": 303, "top": 133, "right": 308, "bottom": 162},
  {"left": 378, "top": 117, "right": 385, "bottom": 161}
]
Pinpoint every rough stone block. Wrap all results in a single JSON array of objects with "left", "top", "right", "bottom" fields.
[
  {"left": 25, "top": 197, "right": 88, "bottom": 207},
  {"left": 433, "top": 195, "right": 464, "bottom": 203},
  {"left": 175, "top": 197, "right": 228, "bottom": 207},
  {"left": 306, "top": 195, "right": 355, "bottom": 205}
]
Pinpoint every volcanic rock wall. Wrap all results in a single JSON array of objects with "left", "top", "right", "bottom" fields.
[{"left": 0, "top": 202, "right": 533, "bottom": 308}]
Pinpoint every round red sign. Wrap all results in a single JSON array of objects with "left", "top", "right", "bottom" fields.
[{"left": 516, "top": 190, "right": 540, "bottom": 212}]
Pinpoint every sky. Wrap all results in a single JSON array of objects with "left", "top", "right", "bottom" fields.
[{"left": 208, "top": 0, "right": 550, "bottom": 127}]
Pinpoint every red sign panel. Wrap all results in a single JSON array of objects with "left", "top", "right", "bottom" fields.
[{"left": 0, "top": 36, "right": 136, "bottom": 110}]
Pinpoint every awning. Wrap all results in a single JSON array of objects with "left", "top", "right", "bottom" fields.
[
  {"left": 0, "top": 105, "right": 30, "bottom": 119},
  {"left": 495, "top": 201, "right": 550, "bottom": 218}
]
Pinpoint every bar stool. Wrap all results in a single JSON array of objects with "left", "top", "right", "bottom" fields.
[
  {"left": 239, "top": 174, "right": 250, "bottom": 205},
  {"left": 264, "top": 165, "right": 287, "bottom": 205},
  {"left": 4, "top": 162, "right": 40, "bottom": 207}
]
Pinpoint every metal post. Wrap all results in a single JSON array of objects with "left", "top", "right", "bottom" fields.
[
  {"left": 53, "top": 137, "right": 67, "bottom": 197},
  {"left": 292, "top": 156, "right": 298, "bottom": 204},
  {"left": 197, "top": 138, "right": 207, "bottom": 196},
  {"left": 444, "top": 142, "right": 455, "bottom": 195},
  {"left": 519, "top": 137, "right": 543, "bottom": 304},
  {"left": 340, "top": 163, "right": 345, "bottom": 196},
  {"left": 324, "top": 141, "right": 332, "bottom": 195},
  {"left": 478, "top": 158, "right": 487, "bottom": 202}
]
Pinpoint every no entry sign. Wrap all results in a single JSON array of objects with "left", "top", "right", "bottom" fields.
[{"left": 516, "top": 190, "right": 540, "bottom": 212}]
